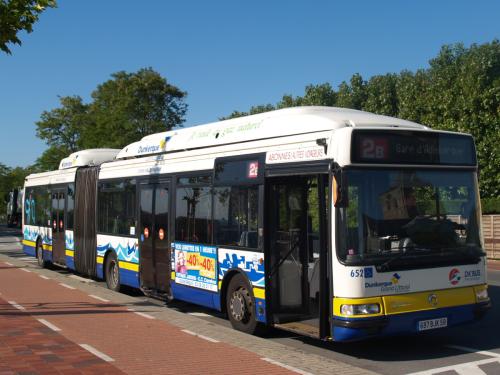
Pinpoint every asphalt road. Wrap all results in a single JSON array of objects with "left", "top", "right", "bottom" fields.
[{"left": 2, "top": 225, "right": 499, "bottom": 375}]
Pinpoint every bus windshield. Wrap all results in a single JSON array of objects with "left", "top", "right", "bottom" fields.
[{"left": 337, "top": 169, "right": 484, "bottom": 269}]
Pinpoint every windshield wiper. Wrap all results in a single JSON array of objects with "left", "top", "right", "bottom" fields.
[{"left": 377, "top": 247, "right": 434, "bottom": 272}]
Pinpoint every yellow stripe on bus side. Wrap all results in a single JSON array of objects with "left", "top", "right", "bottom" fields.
[
  {"left": 42, "top": 244, "right": 52, "bottom": 252},
  {"left": 65, "top": 250, "right": 74, "bottom": 257},
  {"left": 171, "top": 271, "right": 176, "bottom": 280},
  {"left": 253, "top": 287, "right": 265, "bottom": 299},
  {"left": 97, "top": 256, "right": 104, "bottom": 264},
  {"left": 119, "top": 261, "right": 139, "bottom": 272},
  {"left": 22, "top": 239, "right": 36, "bottom": 247}
]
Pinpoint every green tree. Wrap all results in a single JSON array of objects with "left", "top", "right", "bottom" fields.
[
  {"left": 36, "top": 96, "right": 89, "bottom": 152},
  {"left": 276, "top": 83, "right": 337, "bottom": 108},
  {"left": 395, "top": 69, "right": 430, "bottom": 123},
  {"left": 363, "top": 74, "right": 398, "bottom": 116},
  {"left": 0, "top": 0, "right": 56, "bottom": 54},
  {"left": 221, "top": 104, "right": 275, "bottom": 120},
  {"left": 87, "top": 68, "right": 187, "bottom": 148},
  {"left": 422, "top": 41, "right": 500, "bottom": 197},
  {"left": 221, "top": 83, "right": 336, "bottom": 120},
  {"left": 34, "top": 95, "right": 89, "bottom": 171},
  {"left": 33, "top": 145, "right": 71, "bottom": 171},
  {"left": 336, "top": 73, "right": 367, "bottom": 109}
]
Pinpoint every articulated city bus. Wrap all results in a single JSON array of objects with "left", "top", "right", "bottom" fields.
[{"left": 22, "top": 106, "right": 490, "bottom": 341}]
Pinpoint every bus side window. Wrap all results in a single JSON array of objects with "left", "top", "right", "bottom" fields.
[
  {"left": 175, "top": 176, "right": 212, "bottom": 244},
  {"left": 213, "top": 185, "right": 259, "bottom": 248},
  {"left": 97, "top": 179, "right": 136, "bottom": 236}
]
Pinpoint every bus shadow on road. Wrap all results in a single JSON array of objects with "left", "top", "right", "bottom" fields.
[
  {"left": 260, "top": 285, "right": 498, "bottom": 362},
  {"left": 0, "top": 300, "right": 129, "bottom": 317}
]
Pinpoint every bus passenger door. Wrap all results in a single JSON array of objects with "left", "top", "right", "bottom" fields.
[
  {"left": 139, "top": 181, "right": 171, "bottom": 295},
  {"left": 267, "top": 174, "right": 328, "bottom": 337},
  {"left": 51, "top": 190, "right": 66, "bottom": 265},
  {"left": 154, "top": 184, "right": 170, "bottom": 292}
]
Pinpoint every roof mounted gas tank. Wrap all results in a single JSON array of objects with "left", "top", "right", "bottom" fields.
[{"left": 58, "top": 149, "right": 120, "bottom": 170}]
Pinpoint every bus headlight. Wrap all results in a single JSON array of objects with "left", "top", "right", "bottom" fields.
[
  {"left": 475, "top": 287, "right": 489, "bottom": 302},
  {"left": 341, "top": 303, "right": 380, "bottom": 316}
]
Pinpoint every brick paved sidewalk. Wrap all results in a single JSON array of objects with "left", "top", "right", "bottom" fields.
[
  {"left": 0, "top": 296, "right": 123, "bottom": 375},
  {"left": 0, "top": 263, "right": 295, "bottom": 375}
]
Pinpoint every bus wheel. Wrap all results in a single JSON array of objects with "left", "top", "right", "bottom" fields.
[
  {"left": 226, "top": 274, "right": 259, "bottom": 334},
  {"left": 36, "top": 241, "right": 46, "bottom": 268},
  {"left": 105, "top": 253, "right": 121, "bottom": 292}
]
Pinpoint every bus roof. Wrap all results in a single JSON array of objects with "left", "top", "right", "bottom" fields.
[
  {"left": 115, "top": 106, "right": 427, "bottom": 160},
  {"left": 25, "top": 148, "right": 120, "bottom": 187},
  {"left": 59, "top": 149, "right": 120, "bottom": 169}
]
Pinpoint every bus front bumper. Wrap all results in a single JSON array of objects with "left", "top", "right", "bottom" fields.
[{"left": 332, "top": 300, "right": 490, "bottom": 342}]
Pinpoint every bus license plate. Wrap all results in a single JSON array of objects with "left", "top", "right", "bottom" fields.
[{"left": 418, "top": 317, "right": 448, "bottom": 331}]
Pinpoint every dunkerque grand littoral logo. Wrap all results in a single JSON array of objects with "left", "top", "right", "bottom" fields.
[
  {"left": 391, "top": 273, "right": 401, "bottom": 284},
  {"left": 159, "top": 136, "right": 172, "bottom": 151},
  {"left": 449, "top": 268, "right": 461, "bottom": 285}
]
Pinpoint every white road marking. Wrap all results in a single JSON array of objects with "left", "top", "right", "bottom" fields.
[
  {"left": 127, "top": 308, "right": 155, "bottom": 320},
  {"left": 39, "top": 275, "right": 50, "bottom": 280},
  {"left": 181, "top": 329, "right": 218, "bottom": 343},
  {"left": 446, "top": 344, "right": 500, "bottom": 358},
  {"left": 79, "top": 344, "right": 114, "bottom": 362},
  {"left": 261, "top": 357, "right": 314, "bottom": 375},
  {"left": 7, "top": 301, "right": 25, "bottom": 311},
  {"left": 20, "top": 268, "right": 31, "bottom": 273},
  {"left": 59, "top": 283, "right": 76, "bottom": 290},
  {"left": 89, "top": 295, "right": 110, "bottom": 302},
  {"left": 37, "top": 319, "right": 61, "bottom": 332},
  {"left": 188, "top": 312, "right": 211, "bottom": 317},
  {"left": 4, "top": 262, "right": 13, "bottom": 266},
  {"left": 197, "top": 334, "right": 219, "bottom": 343},
  {"left": 406, "top": 357, "right": 500, "bottom": 375},
  {"left": 19, "top": 257, "right": 36, "bottom": 261},
  {"left": 70, "top": 275, "right": 94, "bottom": 283}
]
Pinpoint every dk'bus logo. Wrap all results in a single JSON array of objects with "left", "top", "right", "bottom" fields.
[{"left": 449, "top": 268, "right": 461, "bottom": 285}]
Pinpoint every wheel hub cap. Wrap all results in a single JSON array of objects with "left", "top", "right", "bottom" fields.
[{"left": 230, "top": 292, "right": 246, "bottom": 321}]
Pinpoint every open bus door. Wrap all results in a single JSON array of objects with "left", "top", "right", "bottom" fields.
[{"left": 266, "top": 173, "right": 330, "bottom": 338}]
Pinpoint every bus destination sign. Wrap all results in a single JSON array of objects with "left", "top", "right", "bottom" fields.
[{"left": 351, "top": 130, "right": 476, "bottom": 166}]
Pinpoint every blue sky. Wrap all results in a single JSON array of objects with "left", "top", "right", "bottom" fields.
[{"left": 1, "top": 0, "right": 499, "bottom": 167}]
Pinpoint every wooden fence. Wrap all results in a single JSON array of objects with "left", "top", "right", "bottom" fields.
[{"left": 483, "top": 215, "right": 500, "bottom": 259}]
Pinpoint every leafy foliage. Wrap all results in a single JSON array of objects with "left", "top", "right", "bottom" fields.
[
  {"left": 0, "top": 0, "right": 56, "bottom": 54},
  {"left": 36, "top": 96, "right": 89, "bottom": 152},
  {"left": 87, "top": 68, "right": 187, "bottom": 148},
  {"left": 482, "top": 197, "right": 500, "bottom": 214},
  {"left": 34, "top": 68, "right": 187, "bottom": 170},
  {"left": 224, "top": 40, "right": 500, "bottom": 199}
]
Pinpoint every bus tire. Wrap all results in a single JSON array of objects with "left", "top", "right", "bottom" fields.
[
  {"left": 226, "top": 274, "right": 259, "bottom": 335},
  {"left": 105, "top": 252, "right": 121, "bottom": 292},
  {"left": 36, "top": 241, "right": 47, "bottom": 268}
]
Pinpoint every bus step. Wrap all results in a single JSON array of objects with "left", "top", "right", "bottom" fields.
[
  {"left": 274, "top": 322, "right": 319, "bottom": 338},
  {"left": 142, "top": 288, "right": 172, "bottom": 302}
]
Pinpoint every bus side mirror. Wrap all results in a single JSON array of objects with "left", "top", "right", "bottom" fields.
[{"left": 333, "top": 170, "right": 348, "bottom": 207}]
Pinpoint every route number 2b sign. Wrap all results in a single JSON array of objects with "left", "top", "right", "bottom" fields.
[{"left": 360, "top": 138, "right": 388, "bottom": 160}]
